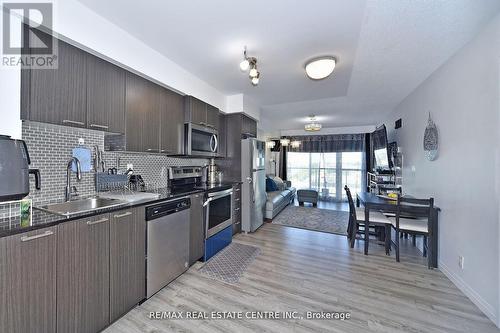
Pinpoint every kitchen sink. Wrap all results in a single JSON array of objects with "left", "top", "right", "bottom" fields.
[{"left": 37, "top": 197, "right": 127, "bottom": 217}]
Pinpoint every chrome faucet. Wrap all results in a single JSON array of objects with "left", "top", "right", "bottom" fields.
[{"left": 65, "top": 157, "right": 82, "bottom": 201}]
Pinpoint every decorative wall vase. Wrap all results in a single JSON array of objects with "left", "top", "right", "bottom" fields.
[{"left": 423, "top": 113, "right": 438, "bottom": 161}]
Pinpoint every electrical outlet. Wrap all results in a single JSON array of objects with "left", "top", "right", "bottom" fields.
[
  {"left": 126, "top": 163, "right": 134, "bottom": 170},
  {"left": 458, "top": 256, "right": 464, "bottom": 269},
  {"left": 78, "top": 138, "right": 85, "bottom": 145}
]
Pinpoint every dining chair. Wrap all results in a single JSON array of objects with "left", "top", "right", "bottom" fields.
[
  {"left": 389, "top": 195, "right": 434, "bottom": 268},
  {"left": 344, "top": 186, "right": 392, "bottom": 254}
]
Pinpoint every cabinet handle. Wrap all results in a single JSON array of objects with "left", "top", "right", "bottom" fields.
[
  {"left": 62, "top": 120, "right": 84, "bottom": 126},
  {"left": 86, "top": 218, "right": 109, "bottom": 226},
  {"left": 90, "top": 124, "right": 109, "bottom": 130},
  {"left": 146, "top": 148, "right": 159, "bottom": 153},
  {"left": 21, "top": 230, "right": 54, "bottom": 242},
  {"left": 114, "top": 211, "right": 132, "bottom": 219},
  {"left": 234, "top": 207, "right": 241, "bottom": 211},
  {"left": 235, "top": 198, "right": 240, "bottom": 201}
]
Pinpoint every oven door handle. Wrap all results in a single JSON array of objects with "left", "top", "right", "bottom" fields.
[
  {"left": 203, "top": 197, "right": 213, "bottom": 207},
  {"left": 204, "top": 202, "right": 210, "bottom": 238}
]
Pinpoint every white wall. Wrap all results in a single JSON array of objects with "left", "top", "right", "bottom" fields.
[
  {"left": 384, "top": 13, "right": 500, "bottom": 325},
  {"left": 0, "top": 11, "right": 22, "bottom": 138},
  {"left": 0, "top": 63, "right": 21, "bottom": 139},
  {"left": 224, "top": 93, "right": 261, "bottom": 121}
]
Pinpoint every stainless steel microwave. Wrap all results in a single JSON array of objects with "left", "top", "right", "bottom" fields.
[{"left": 184, "top": 123, "right": 219, "bottom": 157}]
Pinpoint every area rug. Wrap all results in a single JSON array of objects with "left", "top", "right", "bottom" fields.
[
  {"left": 272, "top": 205, "right": 349, "bottom": 235},
  {"left": 199, "top": 242, "right": 260, "bottom": 284}
]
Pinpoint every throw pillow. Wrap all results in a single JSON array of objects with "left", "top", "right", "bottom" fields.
[
  {"left": 266, "top": 177, "right": 278, "bottom": 192},
  {"left": 272, "top": 176, "right": 285, "bottom": 190}
]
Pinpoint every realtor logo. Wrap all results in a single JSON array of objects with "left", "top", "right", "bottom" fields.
[{"left": 1, "top": 2, "right": 57, "bottom": 68}]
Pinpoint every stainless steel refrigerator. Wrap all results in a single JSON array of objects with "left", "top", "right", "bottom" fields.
[{"left": 241, "top": 138, "right": 266, "bottom": 233}]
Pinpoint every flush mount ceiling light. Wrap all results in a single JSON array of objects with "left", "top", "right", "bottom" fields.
[
  {"left": 304, "top": 115, "right": 322, "bottom": 132},
  {"left": 305, "top": 56, "right": 336, "bottom": 80},
  {"left": 240, "top": 46, "right": 260, "bottom": 86}
]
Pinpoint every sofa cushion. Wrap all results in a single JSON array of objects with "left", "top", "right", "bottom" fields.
[{"left": 266, "top": 191, "right": 285, "bottom": 210}]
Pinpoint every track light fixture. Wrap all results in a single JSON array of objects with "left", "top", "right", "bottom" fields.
[{"left": 240, "top": 46, "right": 260, "bottom": 86}]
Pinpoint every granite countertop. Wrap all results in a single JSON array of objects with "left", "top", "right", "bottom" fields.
[{"left": 0, "top": 183, "right": 235, "bottom": 238}]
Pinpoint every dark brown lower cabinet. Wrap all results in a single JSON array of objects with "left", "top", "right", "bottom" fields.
[
  {"left": 0, "top": 227, "right": 57, "bottom": 333},
  {"left": 233, "top": 183, "right": 242, "bottom": 235},
  {"left": 110, "top": 208, "right": 146, "bottom": 322},
  {"left": 57, "top": 214, "right": 110, "bottom": 333}
]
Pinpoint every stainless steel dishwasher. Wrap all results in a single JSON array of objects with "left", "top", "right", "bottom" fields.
[{"left": 146, "top": 197, "right": 190, "bottom": 298}]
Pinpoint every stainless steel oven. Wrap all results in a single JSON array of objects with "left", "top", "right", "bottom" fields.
[
  {"left": 203, "top": 188, "right": 233, "bottom": 238},
  {"left": 185, "top": 123, "right": 218, "bottom": 157}
]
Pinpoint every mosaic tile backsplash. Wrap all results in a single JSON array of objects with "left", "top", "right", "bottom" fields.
[{"left": 4, "top": 121, "right": 208, "bottom": 211}]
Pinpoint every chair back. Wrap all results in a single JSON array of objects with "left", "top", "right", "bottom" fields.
[
  {"left": 344, "top": 185, "right": 357, "bottom": 221},
  {"left": 395, "top": 195, "right": 434, "bottom": 230}
]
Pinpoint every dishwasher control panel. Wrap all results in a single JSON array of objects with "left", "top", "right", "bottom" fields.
[{"left": 146, "top": 198, "right": 191, "bottom": 220}]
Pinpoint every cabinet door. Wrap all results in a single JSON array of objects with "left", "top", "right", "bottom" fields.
[
  {"left": 0, "top": 227, "right": 57, "bottom": 333},
  {"left": 242, "top": 115, "right": 257, "bottom": 137},
  {"left": 87, "top": 56, "right": 125, "bottom": 133},
  {"left": 125, "top": 73, "right": 145, "bottom": 151},
  {"left": 186, "top": 96, "right": 207, "bottom": 126},
  {"left": 110, "top": 208, "right": 146, "bottom": 321},
  {"left": 232, "top": 183, "right": 242, "bottom": 235},
  {"left": 160, "top": 89, "right": 184, "bottom": 154},
  {"left": 217, "top": 112, "right": 227, "bottom": 157},
  {"left": 57, "top": 215, "right": 110, "bottom": 333},
  {"left": 206, "top": 104, "right": 219, "bottom": 129},
  {"left": 142, "top": 83, "right": 161, "bottom": 153},
  {"left": 28, "top": 34, "right": 87, "bottom": 127},
  {"left": 189, "top": 193, "right": 205, "bottom": 265}
]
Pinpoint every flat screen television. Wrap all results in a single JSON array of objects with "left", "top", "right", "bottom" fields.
[{"left": 371, "top": 125, "right": 390, "bottom": 170}]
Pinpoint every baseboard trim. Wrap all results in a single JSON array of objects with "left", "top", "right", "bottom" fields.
[{"left": 439, "top": 260, "right": 498, "bottom": 327}]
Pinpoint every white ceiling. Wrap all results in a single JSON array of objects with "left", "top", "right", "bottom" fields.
[{"left": 77, "top": 0, "right": 500, "bottom": 131}]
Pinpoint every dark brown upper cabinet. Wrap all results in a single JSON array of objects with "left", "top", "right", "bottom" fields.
[
  {"left": 217, "top": 112, "right": 227, "bottom": 158},
  {"left": 206, "top": 104, "right": 219, "bottom": 129},
  {"left": 23, "top": 35, "right": 87, "bottom": 128},
  {"left": 160, "top": 88, "right": 185, "bottom": 154},
  {"left": 241, "top": 114, "right": 257, "bottom": 137},
  {"left": 141, "top": 83, "right": 162, "bottom": 153},
  {"left": 184, "top": 96, "right": 219, "bottom": 130},
  {"left": 125, "top": 73, "right": 161, "bottom": 152},
  {"left": 87, "top": 56, "right": 126, "bottom": 133},
  {"left": 185, "top": 96, "right": 207, "bottom": 126}
]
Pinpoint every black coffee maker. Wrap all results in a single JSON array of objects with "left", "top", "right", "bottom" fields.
[{"left": 0, "top": 135, "right": 41, "bottom": 201}]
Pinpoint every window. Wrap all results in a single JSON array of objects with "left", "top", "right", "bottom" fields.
[{"left": 287, "top": 152, "right": 364, "bottom": 201}]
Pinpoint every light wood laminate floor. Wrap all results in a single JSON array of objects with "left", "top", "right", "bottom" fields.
[{"left": 105, "top": 224, "right": 499, "bottom": 333}]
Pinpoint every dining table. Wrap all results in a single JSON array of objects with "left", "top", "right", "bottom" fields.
[{"left": 356, "top": 191, "right": 440, "bottom": 268}]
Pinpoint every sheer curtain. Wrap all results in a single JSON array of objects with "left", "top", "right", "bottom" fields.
[{"left": 284, "top": 134, "right": 367, "bottom": 202}]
